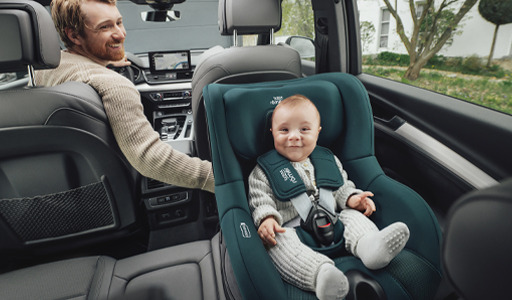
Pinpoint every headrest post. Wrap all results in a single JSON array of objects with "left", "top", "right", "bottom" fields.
[
  {"left": 270, "top": 28, "right": 274, "bottom": 45},
  {"left": 27, "top": 65, "right": 36, "bottom": 87},
  {"left": 233, "top": 29, "right": 238, "bottom": 47}
]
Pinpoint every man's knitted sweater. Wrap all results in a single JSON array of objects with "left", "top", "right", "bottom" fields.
[
  {"left": 35, "top": 51, "right": 214, "bottom": 192},
  {"left": 248, "top": 156, "right": 362, "bottom": 227}
]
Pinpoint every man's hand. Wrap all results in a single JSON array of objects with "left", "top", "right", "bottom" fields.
[
  {"left": 347, "top": 191, "right": 376, "bottom": 216},
  {"left": 258, "top": 217, "right": 286, "bottom": 246}
]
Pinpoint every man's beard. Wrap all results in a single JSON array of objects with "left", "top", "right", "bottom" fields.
[{"left": 85, "top": 40, "right": 125, "bottom": 62}]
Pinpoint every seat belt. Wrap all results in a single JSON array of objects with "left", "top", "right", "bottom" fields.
[{"left": 257, "top": 146, "right": 344, "bottom": 245}]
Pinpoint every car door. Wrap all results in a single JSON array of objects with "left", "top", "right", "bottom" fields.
[{"left": 306, "top": 0, "right": 512, "bottom": 229}]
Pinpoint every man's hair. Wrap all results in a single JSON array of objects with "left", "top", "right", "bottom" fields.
[
  {"left": 272, "top": 94, "right": 321, "bottom": 126},
  {"left": 51, "top": 0, "right": 117, "bottom": 49}
]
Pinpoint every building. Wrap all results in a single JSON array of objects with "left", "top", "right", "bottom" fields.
[{"left": 358, "top": 0, "right": 512, "bottom": 58}]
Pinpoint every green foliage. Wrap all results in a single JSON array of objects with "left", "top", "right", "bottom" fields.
[
  {"left": 364, "top": 52, "right": 510, "bottom": 78},
  {"left": 376, "top": 52, "right": 410, "bottom": 66},
  {"left": 280, "top": 0, "right": 314, "bottom": 38},
  {"left": 360, "top": 21, "right": 375, "bottom": 52},
  {"left": 461, "top": 55, "right": 484, "bottom": 73},
  {"left": 363, "top": 64, "right": 512, "bottom": 115},
  {"left": 478, "top": 0, "right": 512, "bottom": 26},
  {"left": 418, "top": 8, "right": 458, "bottom": 52}
]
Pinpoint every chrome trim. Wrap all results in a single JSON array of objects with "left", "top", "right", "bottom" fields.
[{"left": 395, "top": 122, "right": 498, "bottom": 189}]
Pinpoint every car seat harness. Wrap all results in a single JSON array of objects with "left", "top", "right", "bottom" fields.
[{"left": 257, "top": 146, "right": 344, "bottom": 246}]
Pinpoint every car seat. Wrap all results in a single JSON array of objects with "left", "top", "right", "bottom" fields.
[
  {"left": 0, "top": 0, "right": 140, "bottom": 263},
  {"left": 442, "top": 178, "right": 512, "bottom": 300},
  {"left": 203, "top": 73, "right": 442, "bottom": 299},
  {"left": 191, "top": 0, "right": 302, "bottom": 161}
]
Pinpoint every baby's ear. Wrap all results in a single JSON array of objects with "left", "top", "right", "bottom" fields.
[{"left": 318, "top": 126, "right": 322, "bottom": 132}]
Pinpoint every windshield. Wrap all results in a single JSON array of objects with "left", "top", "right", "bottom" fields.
[{"left": 118, "top": 0, "right": 231, "bottom": 55}]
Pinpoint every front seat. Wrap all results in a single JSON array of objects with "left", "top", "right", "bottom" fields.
[
  {"left": 0, "top": 0, "right": 138, "bottom": 266},
  {"left": 203, "top": 73, "right": 443, "bottom": 299},
  {"left": 191, "top": 0, "right": 302, "bottom": 161},
  {"left": 442, "top": 178, "right": 512, "bottom": 300}
]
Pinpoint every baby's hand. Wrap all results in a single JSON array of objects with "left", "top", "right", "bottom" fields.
[
  {"left": 347, "top": 191, "right": 376, "bottom": 216},
  {"left": 258, "top": 217, "right": 286, "bottom": 246}
]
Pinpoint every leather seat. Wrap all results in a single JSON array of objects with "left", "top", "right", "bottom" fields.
[
  {"left": 442, "top": 178, "right": 512, "bottom": 300},
  {"left": 0, "top": 240, "right": 219, "bottom": 300},
  {"left": 0, "top": 0, "right": 138, "bottom": 262},
  {"left": 203, "top": 73, "right": 443, "bottom": 299},
  {"left": 191, "top": 0, "right": 302, "bottom": 161},
  {"left": 0, "top": 2, "right": 221, "bottom": 299}
]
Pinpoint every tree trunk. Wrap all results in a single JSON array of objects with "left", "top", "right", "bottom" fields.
[
  {"left": 487, "top": 24, "right": 500, "bottom": 68},
  {"left": 405, "top": 61, "right": 426, "bottom": 80}
]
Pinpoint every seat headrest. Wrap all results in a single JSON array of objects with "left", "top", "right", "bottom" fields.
[
  {"left": 218, "top": 0, "right": 281, "bottom": 35},
  {"left": 221, "top": 79, "right": 343, "bottom": 160},
  {"left": 0, "top": 0, "right": 60, "bottom": 72}
]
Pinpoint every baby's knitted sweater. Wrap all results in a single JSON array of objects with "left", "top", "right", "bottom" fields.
[
  {"left": 248, "top": 156, "right": 362, "bottom": 227},
  {"left": 35, "top": 51, "right": 214, "bottom": 192}
]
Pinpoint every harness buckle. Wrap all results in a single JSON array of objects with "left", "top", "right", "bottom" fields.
[{"left": 300, "top": 206, "right": 335, "bottom": 246}]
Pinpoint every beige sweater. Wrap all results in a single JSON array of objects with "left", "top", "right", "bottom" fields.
[{"left": 35, "top": 51, "right": 214, "bottom": 193}]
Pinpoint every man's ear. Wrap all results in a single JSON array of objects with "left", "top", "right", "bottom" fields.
[{"left": 65, "top": 27, "right": 82, "bottom": 46}]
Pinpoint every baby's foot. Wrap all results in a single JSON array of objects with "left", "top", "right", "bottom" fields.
[
  {"left": 315, "top": 263, "right": 349, "bottom": 300},
  {"left": 355, "top": 222, "right": 410, "bottom": 270}
]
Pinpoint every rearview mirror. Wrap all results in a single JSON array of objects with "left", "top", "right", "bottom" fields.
[{"left": 141, "top": 10, "right": 180, "bottom": 22}]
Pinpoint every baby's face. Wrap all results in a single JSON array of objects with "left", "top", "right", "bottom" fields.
[{"left": 271, "top": 102, "right": 321, "bottom": 162}]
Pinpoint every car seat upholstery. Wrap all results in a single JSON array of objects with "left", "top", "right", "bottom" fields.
[
  {"left": 0, "top": 1, "right": 221, "bottom": 299},
  {"left": 0, "top": 0, "right": 138, "bottom": 261},
  {"left": 191, "top": 0, "right": 302, "bottom": 161},
  {"left": 203, "top": 73, "right": 443, "bottom": 299},
  {"left": 0, "top": 240, "right": 219, "bottom": 300},
  {"left": 442, "top": 178, "right": 512, "bottom": 300}
]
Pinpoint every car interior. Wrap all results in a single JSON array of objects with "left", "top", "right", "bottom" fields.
[{"left": 1, "top": 0, "right": 511, "bottom": 299}]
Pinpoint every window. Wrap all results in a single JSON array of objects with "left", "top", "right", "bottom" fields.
[
  {"left": 379, "top": 9, "right": 390, "bottom": 49},
  {"left": 359, "top": 0, "right": 512, "bottom": 115}
]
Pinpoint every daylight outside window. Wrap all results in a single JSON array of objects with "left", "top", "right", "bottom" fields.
[{"left": 357, "top": 0, "right": 512, "bottom": 115}]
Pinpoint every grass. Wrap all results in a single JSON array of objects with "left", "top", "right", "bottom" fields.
[{"left": 363, "top": 65, "right": 512, "bottom": 115}]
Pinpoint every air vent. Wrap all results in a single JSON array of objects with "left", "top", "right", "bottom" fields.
[{"left": 146, "top": 178, "right": 169, "bottom": 190}]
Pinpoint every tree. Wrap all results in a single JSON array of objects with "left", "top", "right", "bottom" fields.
[
  {"left": 381, "top": 0, "right": 478, "bottom": 80},
  {"left": 281, "top": 0, "right": 314, "bottom": 38},
  {"left": 360, "top": 21, "right": 376, "bottom": 53},
  {"left": 478, "top": 0, "right": 512, "bottom": 68}
]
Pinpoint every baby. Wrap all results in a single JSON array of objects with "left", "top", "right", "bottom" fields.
[{"left": 248, "top": 94, "right": 410, "bottom": 299}]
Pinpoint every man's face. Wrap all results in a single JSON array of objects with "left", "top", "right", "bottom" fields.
[
  {"left": 271, "top": 102, "right": 321, "bottom": 162},
  {"left": 76, "top": 0, "right": 126, "bottom": 64}
]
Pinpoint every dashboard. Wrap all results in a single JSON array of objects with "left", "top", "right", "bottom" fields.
[{"left": 116, "top": 49, "right": 218, "bottom": 234}]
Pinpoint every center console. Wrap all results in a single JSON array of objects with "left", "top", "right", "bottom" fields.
[{"left": 133, "top": 51, "right": 218, "bottom": 247}]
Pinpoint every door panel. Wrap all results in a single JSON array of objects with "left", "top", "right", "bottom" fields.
[{"left": 358, "top": 73, "right": 512, "bottom": 226}]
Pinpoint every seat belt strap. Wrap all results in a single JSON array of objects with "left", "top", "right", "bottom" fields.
[{"left": 290, "top": 193, "right": 313, "bottom": 221}]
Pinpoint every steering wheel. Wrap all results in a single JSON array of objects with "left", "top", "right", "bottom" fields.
[{"left": 107, "top": 64, "right": 135, "bottom": 83}]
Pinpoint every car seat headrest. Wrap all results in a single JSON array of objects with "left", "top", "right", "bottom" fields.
[
  {"left": 218, "top": 0, "right": 281, "bottom": 36},
  {"left": 0, "top": 0, "right": 60, "bottom": 73},
  {"left": 222, "top": 80, "right": 343, "bottom": 160}
]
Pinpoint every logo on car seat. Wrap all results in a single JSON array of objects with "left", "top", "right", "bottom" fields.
[
  {"left": 279, "top": 167, "right": 297, "bottom": 184},
  {"left": 270, "top": 96, "right": 283, "bottom": 105},
  {"left": 240, "top": 222, "right": 251, "bottom": 238}
]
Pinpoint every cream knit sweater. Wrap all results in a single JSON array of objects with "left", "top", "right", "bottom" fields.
[{"left": 35, "top": 51, "right": 214, "bottom": 193}]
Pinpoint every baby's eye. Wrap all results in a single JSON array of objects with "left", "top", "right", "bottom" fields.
[
  {"left": 301, "top": 127, "right": 310, "bottom": 132},
  {"left": 279, "top": 128, "right": 289, "bottom": 132}
]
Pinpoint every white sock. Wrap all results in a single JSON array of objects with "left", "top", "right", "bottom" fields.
[
  {"left": 315, "top": 263, "right": 349, "bottom": 300},
  {"left": 355, "top": 222, "right": 410, "bottom": 270}
]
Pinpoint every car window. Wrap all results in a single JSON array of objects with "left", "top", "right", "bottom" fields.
[
  {"left": 118, "top": 0, "right": 231, "bottom": 54},
  {"left": 357, "top": 0, "right": 512, "bottom": 115}
]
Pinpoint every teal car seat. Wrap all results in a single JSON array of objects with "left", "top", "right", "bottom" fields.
[{"left": 203, "top": 73, "right": 442, "bottom": 299}]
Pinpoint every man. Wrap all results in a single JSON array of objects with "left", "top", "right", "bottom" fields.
[{"left": 36, "top": 0, "right": 214, "bottom": 192}]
